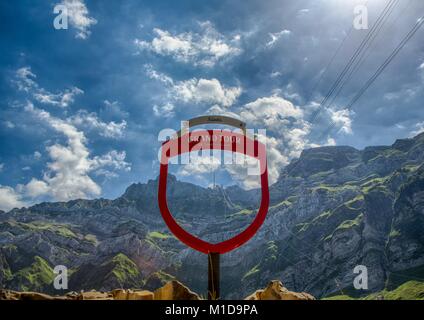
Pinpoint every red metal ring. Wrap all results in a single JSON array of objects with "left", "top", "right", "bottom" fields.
[{"left": 158, "top": 130, "right": 269, "bottom": 254}]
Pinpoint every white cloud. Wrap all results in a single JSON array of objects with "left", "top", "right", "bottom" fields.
[
  {"left": 13, "top": 67, "right": 37, "bottom": 92},
  {"left": 419, "top": 62, "right": 424, "bottom": 83},
  {"left": 0, "top": 186, "right": 26, "bottom": 212},
  {"left": 173, "top": 78, "right": 242, "bottom": 107},
  {"left": 19, "top": 103, "right": 130, "bottom": 202},
  {"left": 14, "top": 67, "right": 83, "bottom": 108},
  {"left": 240, "top": 96, "right": 304, "bottom": 131},
  {"left": 329, "top": 109, "right": 353, "bottom": 135},
  {"left": 266, "top": 29, "right": 291, "bottom": 47},
  {"left": 24, "top": 179, "right": 50, "bottom": 198},
  {"left": 135, "top": 21, "right": 241, "bottom": 66},
  {"left": 91, "top": 150, "right": 131, "bottom": 172},
  {"left": 34, "top": 87, "right": 83, "bottom": 108},
  {"left": 206, "top": 104, "right": 241, "bottom": 119},
  {"left": 0, "top": 163, "right": 4, "bottom": 172},
  {"left": 58, "top": 0, "right": 97, "bottom": 39},
  {"left": 144, "top": 64, "right": 174, "bottom": 85},
  {"left": 145, "top": 65, "right": 242, "bottom": 108},
  {"left": 69, "top": 110, "right": 127, "bottom": 138},
  {"left": 153, "top": 103, "right": 175, "bottom": 118},
  {"left": 410, "top": 122, "right": 424, "bottom": 137},
  {"left": 282, "top": 83, "right": 301, "bottom": 102},
  {"left": 225, "top": 135, "right": 287, "bottom": 189},
  {"left": 34, "top": 151, "right": 42, "bottom": 160},
  {"left": 178, "top": 155, "right": 221, "bottom": 177}
]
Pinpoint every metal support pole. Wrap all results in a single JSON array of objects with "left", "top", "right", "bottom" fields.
[{"left": 208, "top": 252, "right": 220, "bottom": 300}]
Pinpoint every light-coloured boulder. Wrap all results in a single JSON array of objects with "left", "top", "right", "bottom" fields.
[
  {"left": 111, "top": 289, "right": 154, "bottom": 300},
  {"left": 154, "top": 280, "right": 201, "bottom": 300},
  {"left": 244, "top": 289, "right": 263, "bottom": 301},
  {"left": 127, "top": 290, "right": 154, "bottom": 300},
  {"left": 111, "top": 289, "right": 128, "bottom": 300},
  {"left": 0, "top": 290, "right": 21, "bottom": 300},
  {"left": 245, "top": 281, "right": 315, "bottom": 300},
  {"left": 77, "top": 291, "right": 113, "bottom": 300}
]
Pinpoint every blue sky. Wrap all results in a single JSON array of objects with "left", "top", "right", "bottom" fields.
[{"left": 0, "top": 0, "right": 423, "bottom": 210}]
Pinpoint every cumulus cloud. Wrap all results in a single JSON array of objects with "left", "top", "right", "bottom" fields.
[
  {"left": 173, "top": 78, "right": 242, "bottom": 107},
  {"left": 4, "top": 67, "right": 131, "bottom": 206},
  {"left": 145, "top": 65, "right": 242, "bottom": 109},
  {"left": 135, "top": 21, "right": 241, "bottom": 66},
  {"left": 329, "top": 109, "right": 353, "bottom": 135},
  {"left": 14, "top": 67, "right": 83, "bottom": 108},
  {"left": 178, "top": 155, "right": 221, "bottom": 177},
  {"left": 57, "top": 0, "right": 97, "bottom": 39},
  {"left": 18, "top": 103, "right": 130, "bottom": 202},
  {"left": 240, "top": 96, "right": 304, "bottom": 133},
  {"left": 69, "top": 110, "right": 127, "bottom": 138},
  {"left": 225, "top": 135, "right": 287, "bottom": 189},
  {"left": 232, "top": 96, "right": 308, "bottom": 187},
  {"left": 0, "top": 186, "right": 26, "bottom": 212},
  {"left": 153, "top": 103, "right": 175, "bottom": 118}
]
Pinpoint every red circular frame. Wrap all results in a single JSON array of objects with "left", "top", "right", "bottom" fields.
[{"left": 158, "top": 130, "right": 269, "bottom": 254}]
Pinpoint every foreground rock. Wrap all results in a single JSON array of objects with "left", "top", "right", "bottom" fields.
[
  {"left": 0, "top": 280, "right": 199, "bottom": 300},
  {"left": 0, "top": 280, "right": 314, "bottom": 300},
  {"left": 111, "top": 289, "right": 154, "bottom": 300},
  {"left": 245, "top": 281, "right": 315, "bottom": 300},
  {"left": 153, "top": 280, "right": 200, "bottom": 300}
]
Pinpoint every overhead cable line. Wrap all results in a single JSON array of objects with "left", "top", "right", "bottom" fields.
[
  {"left": 309, "top": 0, "right": 400, "bottom": 125},
  {"left": 319, "top": 15, "right": 424, "bottom": 139}
]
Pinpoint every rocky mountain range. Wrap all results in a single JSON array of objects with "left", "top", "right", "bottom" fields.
[{"left": 1, "top": 133, "right": 424, "bottom": 299}]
